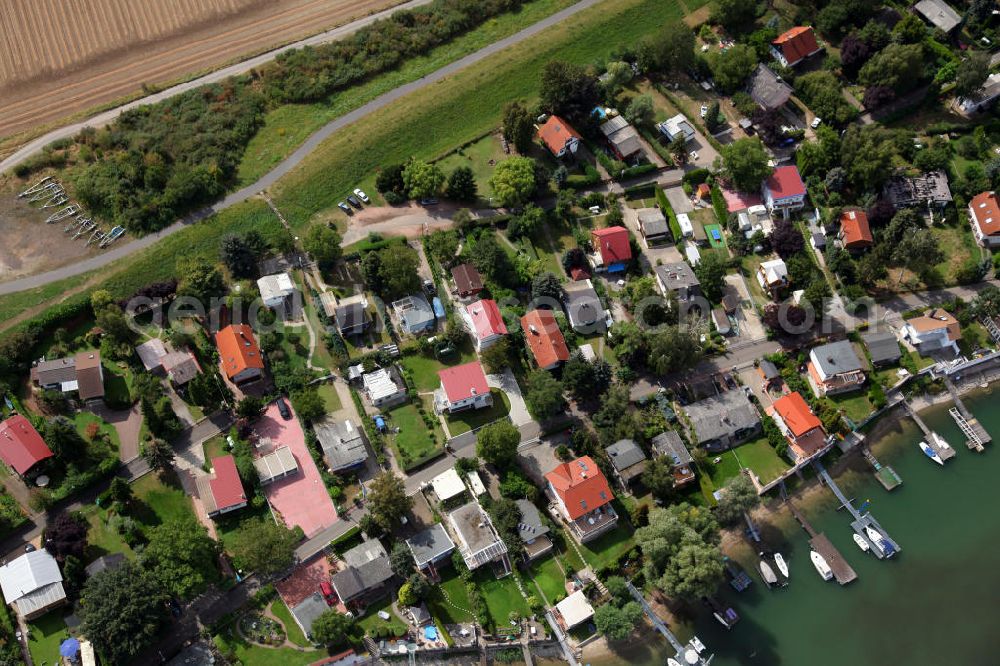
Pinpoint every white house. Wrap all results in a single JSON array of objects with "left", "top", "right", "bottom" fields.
[
  {"left": 447, "top": 501, "right": 510, "bottom": 574},
  {"left": 434, "top": 361, "right": 493, "bottom": 414},
  {"left": 657, "top": 113, "right": 695, "bottom": 143},
  {"left": 762, "top": 166, "right": 807, "bottom": 218},
  {"left": 757, "top": 258, "right": 788, "bottom": 297},
  {"left": 0, "top": 550, "right": 66, "bottom": 620},
  {"left": 463, "top": 299, "right": 507, "bottom": 351},
  {"left": 257, "top": 273, "right": 295, "bottom": 309},
  {"left": 969, "top": 191, "right": 1000, "bottom": 248},
  {"left": 901, "top": 309, "right": 961, "bottom": 355}
]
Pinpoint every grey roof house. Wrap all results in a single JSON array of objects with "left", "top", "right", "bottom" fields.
[
  {"left": 655, "top": 262, "right": 701, "bottom": 302},
  {"left": 651, "top": 431, "right": 696, "bottom": 488},
  {"left": 863, "top": 330, "right": 903, "bottom": 367},
  {"left": 884, "top": 171, "right": 952, "bottom": 209},
  {"left": 314, "top": 418, "right": 368, "bottom": 473},
  {"left": 914, "top": 0, "right": 962, "bottom": 33},
  {"left": 448, "top": 501, "right": 510, "bottom": 575},
  {"left": 808, "top": 340, "right": 866, "bottom": 396},
  {"left": 637, "top": 208, "right": 670, "bottom": 244},
  {"left": 333, "top": 295, "right": 371, "bottom": 337},
  {"left": 747, "top": 64, "right": 792, "bottom": 111},
  {"left": 406, "top": 523, "right": 456, "bottom": 576},
  {"left": 563, "top": 280, "right": 604, "bottom": 334},
  {"left": 85, "top": 553, "right": 125, "bottom": 579},
  {"left": 393, "top": 293, "right": 436, "bottom": 334},
  {"left": 515, "top": 499, "right": 553, "bottom": 561},
  {"left": 0, "top": 550, "right": 67, "bottom": 620},
  {"left": 684, "top": 390, "right": 762, "bottom": 452},
  {"left": 330, "top": 539, "right": 394, "bottom": 605},
  {"left": 290, "top": 592, "right": 330, "bottom": 639},
  {"left": 606, "top": 438, "right": 648, "bottom": 491}
]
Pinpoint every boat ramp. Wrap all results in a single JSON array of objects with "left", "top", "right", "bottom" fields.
[
  {"left": 813, "top": 460, "right": 900, "bottom": 559},
  {"left": 626, "top": 581, "right": 712, "bottom": 665},
  {"left": 944, "top": 377, "right": 990, "bottom": 452},
  {"left": 784, "top": 501, "right": 857, "bottom": 585},
  {"left": 901, "top": 401, "right": 956, "bottom": 462}
]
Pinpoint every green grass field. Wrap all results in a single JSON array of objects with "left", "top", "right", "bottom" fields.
[
  {"left": 400, "top": 344, "right": 477, "bottom": 392},
  {"left": 272, "top": 0, "right": 707, "bottom": 228},
  {"left": 27, "top": 610, "right": 70, "bottom": 666},
  {"left": 269, "top": 600, "right": 311, "bottom": 648},
  {"left": 829, "top": 391, "right": 875, "bottom": 424},
  {"left": 73, "top": 411, "right": 121, "bottom": 451},
  {"left": 475, "top": 570, "right": 531, "bottom": 630},
  {"left": 214, "top": 623, "right": 318, "bottom": 666},
  {"left": 445, "top": 389, "right": 511, "bottom": 435},
  {"left": 386, "top": 402, "right": 444, "bottom": 470},
  {"left": 571, "top": 523, "right": 635, "bottom": 572},
  {"left": 427, "top": 570, "right": 474, "bottom": 626},
  {"left": 527, "top": 555, "right": 567, "bottom": 604},
  {"left": 356, "top": 595, "right": 408, "bottom": 638},
  {"left": 705, "top": 437, "right": 790, "bottom": 489},
  {"left": 315, "top": 382, "right": 343, "bottom": 414},
  {"left": 435, "top": 133, "right": 506, "bottom": 206}
]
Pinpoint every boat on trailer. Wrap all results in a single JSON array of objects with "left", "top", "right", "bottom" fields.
[{"left": 99, "top": 226, "right": 125, "bottom": 248}]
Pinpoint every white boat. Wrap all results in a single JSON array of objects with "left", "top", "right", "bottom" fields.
[
  {"left": 758, "top": 558, "right": 777, "bottom": 586},
  {"left": 668, "top": 660, "right": 683, "bottom": 666},
  {"left": 930, "top": 432, "right": 953, "bottom": 454},
  {"left": 774, "top": 552, "right": 789, "bottom": 579},
  {"left": 810, "top": 550, "right": 833, "bottom": 581},
  {"left": 853, "top": 533, "right": 870, "bottom": 552},
  {"left": 866, "top": 526, "right": 885, "bottom": 549},
  {"left": 919, "top": 440, "right": 944, "bottom": 465}
]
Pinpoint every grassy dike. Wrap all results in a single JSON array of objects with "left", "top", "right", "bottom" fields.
[{"left": 271, "top": 0, "right": 708, "bottom": 228}]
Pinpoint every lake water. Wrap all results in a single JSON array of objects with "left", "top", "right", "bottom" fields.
[{"left": 592, "top": 390, "right": 1000, "bottom": 666}]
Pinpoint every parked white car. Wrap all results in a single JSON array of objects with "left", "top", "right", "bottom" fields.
[
  {"left": 810, "top": 117, "right": 822, "bottom": 129},
  {"left": 700, "top": 104, "right": 708, "bottom": 118},
  {"left": 353, "top": 188, "right": 370, "bottom": 203}
]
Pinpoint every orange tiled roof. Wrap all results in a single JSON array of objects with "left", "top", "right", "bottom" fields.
[
  {"left": 970, "top": 191, "right": 1000, "bottom": 237},
  {"left": 537, "top": 116, "right": 581, "bottom": 155},
  {"left": 773, "top": 26, "right": 819, "bottom": 65},
  {"left": 215, "top": 324, "right": 264, "bottom": 379},
  {"left": 522, "top": 310, "right": 570, "bottom": 368},
  {"left": 839, "top": 209, "right": 873, "bottom": 248},
  {"left": 770, "top": 392, "right": 822, "bottom": 438},
  {"left": 545, "top": 456, "right": 613, "bottom": 520}
]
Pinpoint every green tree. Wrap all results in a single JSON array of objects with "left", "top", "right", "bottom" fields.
[
  {"left": 426, "top": 229, "right": 460, "bottom": 266},
  {"left": 973, "top": 284, "right": 1000, "bottom": 318},
  {"left": 592, "top": 386, "right": 640, "bottom": 444},
  {"left": 219, "top": 233, "right": 258, "bottom": 279},
  {"left": 229, "top": 515, "right": 299, "bottom": 575},
  {"left": 624, "top": 95, "right": 655, "bottom": 129},
  {"left": 368, "top": 471, "right": 414, "bottom": 530},
  {"left": 502, "top": 100, "right": 536, "bottom": 154},
  {"left": 141, "top": 437, "right": 175, "bottom": 473},
  {"left": 892, "top": 229, "right": 944, "bottom": 284},
  {"left": 859, "top": 43, "right": 924, "bottom": 93},
  {"left": 490, "top": 156, "right": 537, "bottom": 208},
  {"left": 141, "top": 519, "right": 220, "bottom": 600},
  {"left": 693, "top": 251, "right": 728, "bottom": 303},
  {"left": 79, "top": 562, "right": 169, "bottom": 664},
  {"left": 647, "top": 326, "right": 701, "bottom": 376},
  {"left": 44, "top": 416, "right": 88, "bottom": 461},
  {"left": 531, "top": 272, "right": 564, "bottom": 303},
  {"left": 636, "top": 503, "right": 724, "bottom": 602},
  {"left": 720, "top": 137, "right": 771, "bottom": 192},
  {"left": 795, "top": 71, "right": 858, "bottom": 126},
  {"left": 291, "top": 387, "right": 325, "bottom": 422},
  {"left": 707, "top": 44, "right": 758, "bottom": 94},
  {"left": 539, "top": 61, "right": 600, "bottom": 122},
  {"left": 390, "top": 542, "right": 414, "bottom": 578},
  {"left": 402, "top": 160, "right": 445, "bottom": 200},
  {"left": 561, "top": 353, "right": 610, "bottom": 401},
  {"left": 711, "top": 0, "right": 756, "bottom": 30},
  {"left": 892, "top": 12, "right": 927, "bottom": 44},
  {"left": 508, "top": 204, "right": 546, "bottom": 239},
  {"left": 476, "top": 420, "right": 521, "bottom": 467},
  {"left": 236, "top": 396, "right": 265, "bottom": 420},
  {"left": 480, "top": 338, "right": 511, "bottom": 374},
  {"left": 713, "top": 474, "right": 760, "bottom": 527},
  {"left": 302, "top": 224, "right": 343, "bottom": 269},
  {"left": 177, "top": 256, "right": 225, "bottom": 301},
  {"left": 638, "top": 23, "right": 695, "bottom": 74},
  {"left": 603, "top": 61, "right": 634, "bottom": 96},
  {"left": 311, "top": 609, "right": 356, "bottom": 646},
  {"left": 594, "top": 601, "right": 643, "bottom": 640},
  {"left": 446, "top": 166, "right": 478, "bottom": 202},
  {"left": 524, "top": 370, "right": 566, "bottom": 420},
  {"left": 641, "top": 455, "right": 677, "bottom": 502},
  {"left": 607, "top": 321, "right": 648, "bottom": 367}
]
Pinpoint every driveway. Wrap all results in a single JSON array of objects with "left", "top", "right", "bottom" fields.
[
  {"left": 89, "top": 403, "right": 142, "bottom": 463},
  {"left": 723, "top": 274, "right": 766, "bottom": 342},
  {"left": 487, "top": 369, "right": 531, "bottom": 427}
]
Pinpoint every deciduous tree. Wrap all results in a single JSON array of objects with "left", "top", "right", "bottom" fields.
[
  {"left": 302, "top": 224, "right": 343, "bottom": 269},
  {"left": 635, "top": 503, "right": 724, "bottom": 602},
  {"left": 502, "top": 101, "right": 535, "bottom": 154},
  {"left": 79, "top": 562, "right": 169, "bottom": 664},
  {"left": 368, "top": 471, "right": 413, "bottom": 530},
  {"left": 720, "top": 138, "right": 771, "bottom": 193},
  {"left": 490, "top": 156, "right": 537, "bottom": 208},
  {"left": 713, "top": 474, "right": 760, "bottom": 526},
  {"left": 229, "top": 515, "right": 299, "bottom": 575},
  {"left": 141, "top": 519, "right": 221, "bottom": 600},
  {"left": 476, "top": 421, "right": 521, "bottom": 467},
  {"left": 311, "top": 610, "right": 356, "bottom": 646},
  {"left": 524, "top": 370, "right": 566, "bottom": 420},
  {"left": 539, "top": 61, "right": 599, "bottom": 123},
  {"left": 44, "top": 512, "right": 88, "bottom": 562},
  {"left": 402, "top": 160, "right": 445, "bottom": 200}
]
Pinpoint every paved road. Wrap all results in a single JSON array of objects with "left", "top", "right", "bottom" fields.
[
  {"left": 0, "top": 0, "right": 605, "bottom": 297},
  {"left": 0, "top": 0, "right": 435, "bottom": 175}
]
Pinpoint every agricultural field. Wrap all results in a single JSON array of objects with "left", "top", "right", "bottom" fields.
[{"left": 0, "top": 0, "right": 404, "bottom": 140}]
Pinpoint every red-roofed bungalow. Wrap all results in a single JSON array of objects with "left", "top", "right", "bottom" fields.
[
  {"left": 435, "top": 361, "right": 492, "bottom": 414},
  {"left": 590, "top": 226, "right": 632, "bottom": 273},
  {"left": 767, "top": 392, "right": 828, "bottom": 462},
  {"left": 762, "top": 165, "right": 807, "bottom": 218},
  {"left": 771, "top": 26, "right": 821, "bottom": 68},
  {"left": 544, "top": 456, "right": 618, "bottom": 543},
  {"left": 464, "top": 299, "right": 507, "bottom": 351},
  {"left": 197, "top": 455, "right": 247, "bottom": 518},
  {"left": 0, "top": 415, "right": 52, "bottom": 477},
  {"left": 537, "top": 116, "right": 582, "bottom": 158}
]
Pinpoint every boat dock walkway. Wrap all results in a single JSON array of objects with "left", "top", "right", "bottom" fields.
[
  {"left": 944, "top": 378, "right": 990, "bottom": 451},
  {"left": 902, "top": 401, "right": 956, "bottom": 461},
  {"left": 785, "top": 502, "right": 857, "bottom": 585},
  {"left": 862, "top": 447, "right": 902, "bottom": 491},
  {"left": 626, "top": 581, "right": 711, "bottom": 665},
  {"left": 813, "top": 460, "right": 900, "bottom": 559}
]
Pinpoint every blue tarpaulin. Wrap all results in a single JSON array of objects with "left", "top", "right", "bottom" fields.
[{"left": 60, "top": 638, "right": 80, "bottom": 658}]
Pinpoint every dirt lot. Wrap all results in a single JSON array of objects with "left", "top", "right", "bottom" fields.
[{"left": 0, "top": 0, "right": 403, "bottom": 138}]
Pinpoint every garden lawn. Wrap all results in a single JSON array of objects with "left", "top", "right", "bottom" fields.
[
  {"left": 27, "top": 611, "right": 70, "bottom": 666},
  {"left": 706, "top": 437, "right": 789, "bottom": 488},
  {"left": 445, "top": 390, "right": 510, "bottom": 435},
  {"left": 400, "top": 344, "right": 477, "bottom": 392},
  {"left": 527, "top": 555, "right": 566, "bottom": 604},
  {"left": 427, "top": 570, "right": 474, "bottom": 626},
  {"left": 386, "top": 402, "right": 444, "bottom": 470},
  {"left": 572, "top": 524, "right": 635, "bottom": 572},
  {"left": 435, "top": 134, "right": 506, "bottom": 205},
  {"left": 131, "top": 471, "right": 198, "bottom": 525},
  {"left": 269, "top": 600, "right": 311, "bottom": 648},
  {"left": 271, "top": 0, "right": 708, "bottom": 229},
  {"left": 930, "top": 224, "right": 981, "bottom": 285},
  {"left": 356, "top": 595, "right": 408, "bottom": 638},
  {"left": 73, "top": 411, "right": 121, "bottom": 451},
  {"left": 202, "top": 435, "right": 230, "bottom": 467},
  {"left": 474, "top": 570, "right": 530, "bottom": 630},
  {"left": 214, "top": 624, "right": 316, "bottom": 666},
  {"left": 829, "top": 391, "right": 875, "bottom": 425},
  {"left": 316, "top": 382, "right": 343, "bottom": 414}
]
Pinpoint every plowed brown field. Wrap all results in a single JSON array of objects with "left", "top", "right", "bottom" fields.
[{"left": 0, "top": 0, "right": 400, "bottom": 138}]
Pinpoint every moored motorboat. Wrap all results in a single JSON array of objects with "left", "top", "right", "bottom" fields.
[
  {"left": 758, "top": 556, "right": 777, "bottom": 587},
  {"left": 853, "top": 533, "right": 870, "bottom": 552},
  {"left": 703, "top": 596, "right": 740, "bottom": 629},
  {"left": 724, "top": 557, "right": 753, "bottom": 592},
  {"left": 919, "top": 440, "right": 944, "bottom": 465},
  {"left": 774, "top": 552, "right": 789, "bottom": 580},
  {"left": 810, "top": 550, "right": 833, "bottom": 581},
  {"left": 668, "top": 659, "right": 683, "bottom": 666}
]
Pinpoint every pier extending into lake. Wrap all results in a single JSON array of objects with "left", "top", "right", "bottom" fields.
[
  {"left": 785, "top": 501, "right": 857, "bottom": 585},
  {"left": 626, "top": 581, "right": 712, "bottom": 665},
  {"left": 813, "top": 460, "right": 900, "bottom": 559},
  {"left": 902, "top": 401, "right": 956, "bottom": 461},
  {"left": 943, "top": 377, "right": 990, "bottom": 451},
  {"left": 862, "top": 447, "right": 902, "bottom": 491}
]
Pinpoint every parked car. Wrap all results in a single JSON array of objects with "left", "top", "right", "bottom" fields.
[
  {"left": 353, "top": 188, "right": 370, "bottom": 203},
  {"left": 276, "top": 398, "right": 291, "bottom": 420},
  {"left": 320, "top": 581, "right": 336, "bottom": 605},
  {"left": 347, "top": 195, "right": 362, "bottom": 208},
  {"left": 810, "top": 117, "right": 822, "bottom": 129},
  {"left": 700, "top": 104, "right": 708, "bottom": 118},
  {"left": 338, "top": 201, "right": 353, "bottom": 215},
  {"left": 419, "top": 198, "right": 439, "bottom": 206},
  {"left": 24, "top": 544, "right": 35, "bottom": 553}
]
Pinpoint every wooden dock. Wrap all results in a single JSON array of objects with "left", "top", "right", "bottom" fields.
[
  {"left": 862, "top": 447, "right": 902, "bottom": 491},
  {"left": 944, "top": 378, "right": 990, "bottom": 451},
  {"left": 902, "top": 401, "right": 956, "bottom": 461},
  {"left": 813, "top": 461, "right": 900, "bottom": 559},
  {"left": 785, "top": 502, "right": 857, "bottom": 585}
]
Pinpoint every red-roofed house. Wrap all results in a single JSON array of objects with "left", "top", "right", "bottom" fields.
[
  {"left": 463, "top": 299, "right": 507, "bottom": 351},
  {"left": 767, "top": 392, "right": 828, "bottom": 462},
  {"left": 969, "top": 191, "right": 1000, "bottom": 248},
  {"left": 197, "top": 455, "right": 247, "bottom": 518},
  {"left": 770, "top": 26, "right": 821, "bottom": 68},
  {"left": 762, "top": 165, "right": 807, "bottom": 218},
  {"left": 435, "top": 361, "right": 492, "bottom": 414},
  {"left": 215, "top": 324, "right": 265, "bottom": 384},
  {"left": 537, "top": 116, "right": 582, "bottom": 158},
  {"left": 522, "top": 310, "right": 570, "bottom": 370},
  {"left": 839, "top": 209, "right": 873, "bottom": 251},
  {"left": 545, "top": 456, "right": 617, "bottom": 543},
  {"left": 589, "top": 226, "right": 632, "bottom": 273},
  {"left": 0, "top": 415, "right": 53, "bottom": 478},
  {"left": 721, "top": 186, "right": 763, "bottom": 214}
]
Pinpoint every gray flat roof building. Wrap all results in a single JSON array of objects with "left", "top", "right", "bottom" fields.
[
  {"left": 655, "top": 262, "right": 701, "bottom": 301},
  {"left": 809, "top": 340, "right": 865, "bottom": 377},
  {"left": 863, "top": 330, "right": 903, "bottom": 366},
  {"left": 748, "top": 64, "right": 792, "bottom": 111},
  {"left": 606, "top": 439, "right": 647, "bottom": 473},
  {"left": 406, "top": 523, "right": 456, "bottom": 569},
  {"left": 914, "top": 0, "right": 962, "bottom": 33},
  {"left": 884, "top": 171, "right": 952, "bottom": 209},
  {"left": 315, "top": 418, "right": 368, "bottom": 472},
  {"left": 290, "top": 592, "right": 330, "bottom": 637},
  {"left": 684, "top": 390, "right": 761, "bottom": 451}
]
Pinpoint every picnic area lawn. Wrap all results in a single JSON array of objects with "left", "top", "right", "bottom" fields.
[
  {"left": 427, "top": 570, "right": 475, "bottom": 626},
  {"left": 27, "top": 610, "right": 70, "bottom": 666},
  {"left": 527, "top": 555, "right": 567, "bottom": 604},
  {"left": 269, "top": 600, "right": 311, "bottom": 647},
  {"left": 475, "top": 570, "right": 531, "bottom": 630},
  {"left": 386, "top": 402, "right": 444, "bottom": 470},
  {"left": 356, "top": 595, "right": 408, "bottom": 639},
  {"left": 445, "top": 389, "right": 510, "bottom": 435},
  {"left": 400, "top": 342, "right": 478, "bottom": 392},
  {"left": 572, "top": 523, "right": 636, "bottom": 572}
]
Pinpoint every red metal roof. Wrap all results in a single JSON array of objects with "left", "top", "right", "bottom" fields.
[
  {"left": 466, "top": 299, "right": 507, "bottom": 340},
  {"left": 569, "top": 266, "right": 591, "bottom": 281},
  {"left": 591, "top": 226, "right": 632, "bottom": 266},
  {"left": 765, "top": 165, "right": 806, "bottom": 200},
  {"left": 522, "top": 310, "right": 570, "bottom": 369},
  {"left": 772, "top": 26, "right": 820, "bottom": 66},
  {"left": 438, "top": 361, "right": 490, "bottom": 404},
  {"left": 537, "top": 116, "right": 581, "bottom": 156},
  {"left": 209, "top": 455, "right": 246, "bottom": 511},
  {"left": 721, "top": 186, "right": 763, "bottom": 213},
  {"left": 545, "top": 456, "right": 614, "bottom": 520},
  {"left": 971, "top": 191, "right": 1000, "bottom": 237},
  {"left": 839, "top": 209, "right": 873, "bottom": 248},
  {"left": 0, "top": 415, "right": 53, "bottom": 475},
  {"left": 215, "top": 324, "right": 264, "bottom": 379},
  {"left": 771, "top": 392, "right": 823, "bottom": 438}
]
